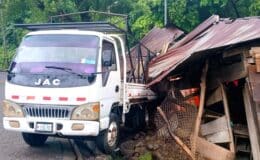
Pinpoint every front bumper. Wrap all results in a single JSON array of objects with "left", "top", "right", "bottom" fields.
[{"left": 3, "top": 117, "right": 100, "bottom": 136}]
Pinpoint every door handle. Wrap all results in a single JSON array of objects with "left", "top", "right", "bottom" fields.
[{"left": 115, "top": 85, "right": 119, "bottom": 92}]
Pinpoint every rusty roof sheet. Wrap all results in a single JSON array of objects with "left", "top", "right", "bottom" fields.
[
  {"left": 130, "top": 26, "right": 184, "bottom": 55},
  {"left": 127, "top": 26, "right": 184, "bottom": 69},
  {"left": 148, "top": 15, "right": 260, "bottom": 86}
]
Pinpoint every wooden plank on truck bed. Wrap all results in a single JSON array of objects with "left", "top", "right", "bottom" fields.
[
  {"left": 126, "top": 83, "right": 156, "bottom": 103},
  {"left": 197, "top": 137, "right": 235, "bottom": 160}
]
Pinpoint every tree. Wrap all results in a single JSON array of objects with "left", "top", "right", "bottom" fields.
[{"left": 0, "top": 0, "right": 260, "bottom": 68}]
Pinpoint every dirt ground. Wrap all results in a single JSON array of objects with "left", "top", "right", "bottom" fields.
[{"left": 119, "top": 130, "right": 192, "bottom": 160}]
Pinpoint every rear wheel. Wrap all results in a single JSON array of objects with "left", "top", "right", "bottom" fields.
[
  {"left": 125, "top": 106, "right": 146, "bottom": 131},
  {"left": 22, "top": 133, "right": 48, "bottom": 147},
  {"left": 96, "top": 113, "right": 119, "bottom": 154}
]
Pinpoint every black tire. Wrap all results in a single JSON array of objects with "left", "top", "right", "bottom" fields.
[
  {"left": 125, "top": 106, "right": 146, "bottom": 131},
  {"left": 22, "top": 133, "right": 48, "bottom": 147},
  {"left": 96, "top": 113, "right": 120, "bottom": 154},
  {"left": 135, "top": 107, "right": 146, "bottom": 130}
]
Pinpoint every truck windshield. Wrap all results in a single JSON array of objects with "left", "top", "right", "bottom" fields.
[
  {"left": 11, "top": 34, "right": 99, "bottom": 75},
  {"left": 8, "top": 34, "right": 100, "bottom": 87}
]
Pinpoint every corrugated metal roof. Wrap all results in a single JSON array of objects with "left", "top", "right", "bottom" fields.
[
  {"left": 131, "top": 26, "right": 184, "bottom": 55},
  {"left": 148, "top": 15, "right": 260, "bottom": 86},
  {"left": 127, "top": 26, "right": 184, "bottom": 69}
]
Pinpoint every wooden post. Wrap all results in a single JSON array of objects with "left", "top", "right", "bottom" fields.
[
  {"left": 243, "top": 84, "right": 260, "bottom": 159},
  {"left": 192, "top": 60, "right": 208, "bottom": 154},
  {"left": 220, "top": 83, "right": 235, "bottom": 153},
  {"left": 139, "top": 44, "right": 146, "bottom": 83},
  {"left": 157, "top": 107, "right": 196, "bottom": 160},
  {"left": 137, "top": 43, "right": 141, "bottom": 82}
]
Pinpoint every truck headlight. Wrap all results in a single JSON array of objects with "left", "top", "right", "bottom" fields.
[
  {"left": 3, "top": 100, "right": 24, "bottom": 117},
  {"left": 71, "top": 102, "right": 100, "bottom": 121}
]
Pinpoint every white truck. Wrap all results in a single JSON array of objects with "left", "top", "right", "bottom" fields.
[{"left": 2, "top": 22, "right": 157, "bottom": 153}]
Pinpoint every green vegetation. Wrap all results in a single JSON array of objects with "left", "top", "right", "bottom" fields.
[
  {"left": 0, "top": 47, "right": 15, "bottom": 70},
  {"left": 0, "top": 0, "right": 259, "bottom": 69},
  {"left": 138, "top": 152, "right": 153, "bottom": 160}
]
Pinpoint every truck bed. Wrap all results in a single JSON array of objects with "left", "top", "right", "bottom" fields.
[{"left": 123, "top": 83, "right": 157, "bottom": 104}]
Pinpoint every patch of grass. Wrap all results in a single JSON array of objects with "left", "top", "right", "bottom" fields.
[{"left": 138, "top": 152, "right": 152, "bottom": 160}]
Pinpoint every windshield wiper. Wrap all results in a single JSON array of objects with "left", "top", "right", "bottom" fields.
[
  {"left": 45, "top": 66, "right": 87, "bottom": 78},
  {"left": 45, "top": 66, "right": 72, "bottom": 71}
]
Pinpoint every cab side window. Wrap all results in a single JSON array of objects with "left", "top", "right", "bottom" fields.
[
  {"left": 102, "top": 41, "right": 117, "bottom": 86},
  {"left": 102, "top": 41, "right": 117, "bottom": 71}
]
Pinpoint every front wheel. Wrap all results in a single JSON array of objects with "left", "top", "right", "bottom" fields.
[
  {"left": 22, "top": 133, "right": 48, "bottom": 147},
  {"left": 96, "top": 113, "right": 120, "bottom": 154}
]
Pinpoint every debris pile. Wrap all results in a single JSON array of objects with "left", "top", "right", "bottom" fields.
[{"left": 120, "top": 89, "right": 199, "bottom": 160}]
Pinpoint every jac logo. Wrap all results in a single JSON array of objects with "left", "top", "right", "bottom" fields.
[{"left": 34, "top": 79, "right": 60, "bottom": 86}]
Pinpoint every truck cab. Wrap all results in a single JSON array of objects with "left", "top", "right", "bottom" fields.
[{"left": 3, "top": 23, "right": 156, "bottom": 153}]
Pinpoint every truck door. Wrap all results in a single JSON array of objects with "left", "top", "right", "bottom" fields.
[{"left": 100, "top": 40, "right": 121, "bottom": 117}]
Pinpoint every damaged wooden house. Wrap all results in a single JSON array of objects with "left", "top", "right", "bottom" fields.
[{"left": 146, "top": 15, "right": 260, "bottom": 160}]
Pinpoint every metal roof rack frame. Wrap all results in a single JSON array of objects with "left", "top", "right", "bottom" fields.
[{"left": 14, "top": 21, "right": 126, "bottom": 33}]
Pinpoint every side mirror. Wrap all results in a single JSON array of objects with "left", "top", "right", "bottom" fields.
[{"left": 102, "top": 50, "right": 112, "bottom": 67}]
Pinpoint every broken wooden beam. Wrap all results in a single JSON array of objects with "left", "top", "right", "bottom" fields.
[
  {"left": 220, "top": 83, "right": 235, "bottom": 153},
  {"left": 157, "top": 107, "right": 196, "bottom": 160},
  {"left": 192, "top": 60, "right": 208, "bottom": 154}
]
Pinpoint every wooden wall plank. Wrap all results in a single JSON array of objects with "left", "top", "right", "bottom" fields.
[
  {"left": 250, "top": 47, "right": 260, "bottom": 56},
  {"left": 206, "top": 86, "right": 222, "bottom": 106},
  {"left": 205, "top": 130, "right": 230, "bottom": 144},
  {"left": 201, "top": 116, "right": 228, "bottom": 136},
  {"left": 243, "top": 85, "right": 260, "bottom": 160}
]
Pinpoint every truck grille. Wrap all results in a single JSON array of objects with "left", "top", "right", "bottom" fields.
[{"left": 22, "top": 104, "right": 73, "bottom": 119}]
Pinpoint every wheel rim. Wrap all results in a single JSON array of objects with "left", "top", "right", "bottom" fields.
[{"left": 107, "top": 121, "right": 118, "bottom": 147}]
